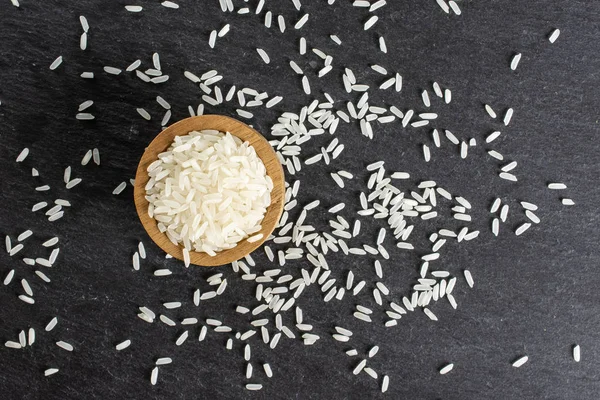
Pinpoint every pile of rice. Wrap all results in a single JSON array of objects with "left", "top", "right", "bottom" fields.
[{"left": 145, "top": 129, "right": 273, "bottom": 256}]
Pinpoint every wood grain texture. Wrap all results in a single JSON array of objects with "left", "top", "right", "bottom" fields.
[{"left": 133, "top": 115, "right": 285, "bottom": 267}]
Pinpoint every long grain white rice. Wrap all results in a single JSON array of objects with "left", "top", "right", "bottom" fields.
[
  {"left": 133, "top": 108, "right": 151, "bottom": 121},
  {"left": 331, "top": 173, "right": 344, "bottom": 188},
  {"left": 353, "top": 359, "right": 367, "bottom": 375},
  {"left": 412, "top": 120, "right": 429, "bottom": 128},
  {"left": 76, "top": 113, "right": 94, "bottom": 120},
  {"left": 419, "top": 113, "right": 438, "bottom": 120},
  {"left": 80, "top": 33, "right": 88, "bottom": 50},
  {"left": 381, "top": 375, "right": 389, "bottom": 392},
  {"left": 423, "top": 144, "right": 431, "bottom": 162},
  {"left": 346, "top": 349, "right": 358, "bottom": 356},
  {"left": 464, "top": 270, "right": 474, "bottom": 287},
  {"left": 512, "top": 355, "right": 528, "bottom": 367},
  {"left": 260, "top": 363, "right": 273, "bottom": 378},
  {"left": 490, "top": 199, "right": 502, "bottom": 215},
  {"left": 492, "top": 218, "right": 500, "bottom": 236},
  {"left": 432, "top": 82, "right": 443, "bottom": 98},
  {"left": 137, "top": 242, "right": 146, "bottom": 259},
  {"left": 135, "top": 70, "right": 150, "bottom": 82},
  {"left": 156, "top": 357, "right": 172, "bottom": 365},
  {"left": 448, "top": 0, "right": 461, "bottom": 14},
  {"left": 525, "top": 210, "right": 540, "bottom": 224},
  {"left": 112, "top": 181, "right": 127, "bottom": 195},
  {"left": 353, "top": 311, "right": 371, "bottom": 322},
  {"left": 364, "top": 15, "right": 378, "bottom": 30},
  {"left": 500, "top": 204, "right": 509, "bottom": 222},
  {"left": 380, "top": 77, "right": 395, "bottom": 90},
  {"left": 333, "top": 334, "right": 350, "bottom": 342},
  {"left": 391, "top": 172, "right": 410, "bottom": 180},
  {"left": 423, "top": 308, "right": 438, "bottom": 321},
  {"left": 163, "top": 302, "right": 182, "bottom": 309},
  {"left": 77, "top": 100, "right": 94, "bottom": 112},
  {"left": 485, "top": 104, "right": 497, "bottom": 118},
  {"left": 515, "top": 222, "right": 531, "bottom": 236},
  {"left": 548, "top": 182, "right": 567, "bottom": 189},
  {"left": 80, "top": 16, "right": 89, "bottom": 32},
  {"left": 175, "top": 330, "right": 189, "bottom": 345},
  {"left": 132, "top": 252, "right": 140, "bottom": 270},
  {"left": 294, "top": 13, "right": 309, "bottom": 29},
  {"left": 28, "top": 328, "right": 35, "bottom": 345},
  {"left": 368, "top": 345, "right": 379, "bottom": 358},
  {"left": 198, "top": 325, "right": 208, "bottom": 341},
  {"left": 486, "top": 131, "right": 501, "bottom": 143},
  {"left": 162, "top": 1, "right": 179, "bottom": 9},
  {"left": 460, "top": 141, "right": 468, "bottom": 158},
  {"left": 18, "top": 230, "right": 32, "bottom": 242},
  {"left": 150, "top": 367, "right": 158, "bottom": 385},
  {"left": 440, "top": 363, "right": 454, "bottom": 374},
  {"left": 499, "top": 172, "right": 517, "bottom": 181},
  {"left": 270, "top": 332, "right": 281, "bottom": 349},
  {"left": 549, "top": 29, "right": 560, "bottom": 43},
  {"left": 208, "top": 30, "right": 217, "bottom": 48},
  {"left": 391, "top": 74, "right": 401, "bottom": 92},
  {"left": 35, "top": 270, "right": 51, "bottom": 282},
  {"left": 104, "top": 66, "right": 122, "bottom": 75},
  {"left": 160, "top": 109, "right": 172, "bottom": 126},
  {"left": 573, "top": 345, "right": 580, "bottom": 362},
  {"left": 49, "top": 56, "right": 63, "bottom": 70},
  {"left": 510, "top": 53, "right": 522, "bottom": 70},
  {"left": 10, "top": 244, "right": 24, "bottom": 256},
  {"left": 521, "top": 201, "right": 538, "bottom": 211},
  {"left": 146, "top": 130, "right": 271, "bottom": 255},
  {"left": 370, "top": 0, "right": 386, "bottom": 11},
  {"left": 19, "top": 295, "right": 34, "bottom": 304},
  {"left": 364, "top": 367, "right": 378, "bottom": 379},
  {"left": 422, "top": 90, "right": 431, "bottom": 107},
  {"left": 56, "top": 341, "right": 74, "bottom": 351},
  {"left": 16, "top": 148, "right": 29, "bottom": 162},
  {"left": 45, "top": 317, "right": 58, "bottom": 331},
  {"left": 299, "top": 37, "right": 306, "bottom": 54},
  {"left": 256, "top": 48, "right": 270, "bottom": 64},
  {"left": 302, "top": 76, "right": 311, "bottom": 94},
  {"left": 116, "top": 340, "right": 131, "bottom": 350},
  {"left": 21, "top": 279, "right": 33, "bottom": 296},
  {"left": 266, "top": 96, "right": 283, "bottom": 108},
  {"left": 504, "top": 108, "right": 514, "bottom": 125},
  {"left": 4, "top": 236, "right": 11, "bottom": 253},
  {"left": 5, "top": 340, "right": 21, "bottom": 349}
]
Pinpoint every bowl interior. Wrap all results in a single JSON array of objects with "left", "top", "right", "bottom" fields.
[{"left": 133, "top": 115, "right": 285, "bottom": 267}]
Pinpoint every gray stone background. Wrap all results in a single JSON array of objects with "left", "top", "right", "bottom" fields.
[{"left": 0, "top": 1, "right": 599, "bottom": 399}]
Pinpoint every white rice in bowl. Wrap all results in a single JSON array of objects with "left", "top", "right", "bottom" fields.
[{"left": 145, "top": 129, "right": 273, "bottom": 256}]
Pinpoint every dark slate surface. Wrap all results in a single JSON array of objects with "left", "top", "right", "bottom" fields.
[{"left": 1, "top": 1, "right": 599, "bottom": 399}]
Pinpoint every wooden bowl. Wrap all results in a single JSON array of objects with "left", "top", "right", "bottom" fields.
[{"left": 133, "top": 115, "right": 285, "bottom": 267}]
